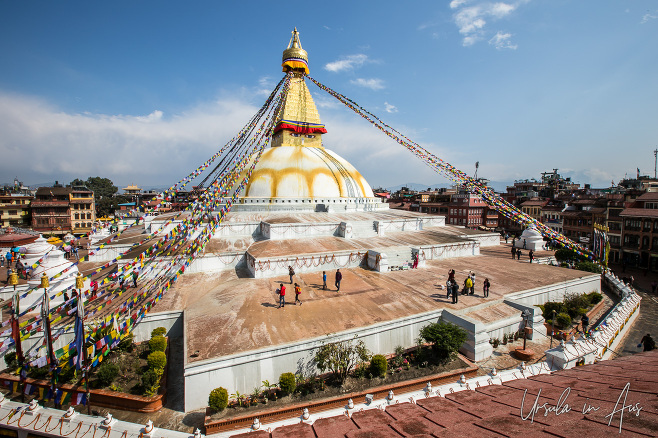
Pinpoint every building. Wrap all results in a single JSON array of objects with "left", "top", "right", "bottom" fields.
[
  {"left": 604, "top": 195, "right": 624, "bottom": 264},
  {"left": 619, "top": 191, "right": 658, "bottom": 271},
  {"left": 122, "top": 184, "right": 142, "bottom": 196},
  {"left": 70, "top": 186, "right": 96, "bottom": 234},
  {"left": 447, "top": 190, "right": 488, "bottom": 228},
  {"left": 561, "top": 199, "right": 607, "bottom": 249},
  {"left": 31, "top": 186, "right": 72, "bottom": 235},
  {"left": 0, "top": 193, "right": 33, "bottom": 228},
  {"left": 540, "top": 201, "right": 566, "bottom": 235},
  {"left": 520, "top": 198, "right": 548, "bottom": 222}
]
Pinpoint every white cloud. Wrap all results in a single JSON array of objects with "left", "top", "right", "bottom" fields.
[
  {"left": 255, "top": 76, "right": 274, "bottom": 96},
  {"left": 450, "top": 0, "right": 468, "bottom": 8},
  {"left": 0, "top": 92, "right": 257, "bottom": 186},
  {"left": 641, "top": 10, "right": 657, "bottom": 24},
  {"left": 450, "top": 1, "right": 527, "bottom": 47},
  {"left": 324, "top": 54, "right": 369, "bottom": 73},
  {"left": 384, "top": 102, "right": 398, "bottom": 113},
  {"left": 489, "top": 31, "right": 518, "bottom": 50},
  {"left": 350, "top": 78, "right": 385, "bottom": 90}
]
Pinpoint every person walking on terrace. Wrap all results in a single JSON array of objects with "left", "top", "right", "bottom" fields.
[
  {"left": 278, "top": 283, "right": 286, "bottom": 308},
  {"left": 483, "top": 278, "right": 490, "bottom": 298},
  {"left": 322, "top": 271, "right": 327, "bottom": 290},
  {"left": 639, "top": 334, "right": 655, "bottom": 351},
  {"left": 288, "top": 265, "right": 295, "bottom": 284},
  {"left": 294, "top": 283, "right": 302, "bottom": 305},
  {"left": 335, "top": 269, "right": 342, "bottom": 291}
]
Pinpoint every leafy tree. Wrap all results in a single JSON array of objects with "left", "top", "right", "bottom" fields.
[
  {"left": 314, "top": 337, "right": 370, "bottom": 383},
  {"left": 419, "top": 321, "right": 467, "bottom": 363},
  {"left": 70, "top": 178, "right": 86, "bottom": 187},
  {"left": 85, "top": 176, "right": 118, "bottom": 199}
]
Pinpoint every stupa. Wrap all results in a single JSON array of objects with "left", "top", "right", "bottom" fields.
[
  {"left": 91, "top": 30, "right": 601, "bottom": 413},
  {"left": 236, "top": 28, "right": 384, "bottom": 213}
]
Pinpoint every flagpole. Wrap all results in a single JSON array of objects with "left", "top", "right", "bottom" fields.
[
  {"left": 42, "top": 287, "right": 58, "bottom": 409},
  {"left": 10, "top": 270, "right": 24, "bottom": 402}
]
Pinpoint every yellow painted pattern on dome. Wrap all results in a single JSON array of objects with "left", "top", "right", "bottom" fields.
[{"left": 243, "top": 147, "right": 373, "bottom": 199}]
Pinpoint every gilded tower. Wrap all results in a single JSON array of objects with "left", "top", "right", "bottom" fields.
[
  {"left": 272, "top": 28, "right": 327, "bottom": 148},
  {"left": 238, "top": 29, "right": 385, "bottom": 211}
]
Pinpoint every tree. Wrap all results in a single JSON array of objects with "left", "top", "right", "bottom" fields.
[
  {"left": 85, "top": 176, "right": 118, "bottom": 199},
  {"left": 419, "top": 321, "right": 467, "bottom": 363},
  {"left": 70, "top": 178, "right": 86, "bottom": 187},
  {"left": 314, "top": 337, "right": 370, "bottom": 383}
]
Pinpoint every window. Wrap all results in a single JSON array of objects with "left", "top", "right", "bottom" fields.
[{"left": 75, "top": 213, "right": 79, "bottom": 219}]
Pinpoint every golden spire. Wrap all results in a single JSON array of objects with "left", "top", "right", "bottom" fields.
[
  {"left": 274, "top": 28, "right": 325, "bottom": 147},
  {"left": 282, "top": 27, "right": 309, "bottom": 74}
]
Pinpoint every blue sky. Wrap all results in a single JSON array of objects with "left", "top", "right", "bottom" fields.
[{"left": 1, "top": 1, "right": 657, "bottom": 191}]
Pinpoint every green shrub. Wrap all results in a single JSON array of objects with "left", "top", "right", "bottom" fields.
[
  {"left": 151, "top": 327, "right": 167, "bottom": 338},
  {"left": 117, "top": 333, "right": 134, "bottom": 352},
  {"left": 555, "top": 248, "right": 585, "bottom": 263},
  {"left": 148, "top": 335, "right": 167, "bottom": 352},
  {"left": 539, "top": 301, "right": 565, "bottom": 320},
  {"left": 96, "top": 362, "right": 120, "bottom": 387},
  {"left": 556, "top": 312, "right": 572, "bottom": 329},
  {"left": 141, "top": 368, "right": 162, "bottom": 396},
  {"left": 279, "top": 372, "right": 296, "bottom": 395},
  {"left": 208, "top": 387, "right": 229, "bottom": 411},
  {"left": 419, "top": 321, "right": 468, "bottom": 363},
  {"left": 369, "top": 354, "right": 388, "bottom": 378},
  {"left": 147, "top": 351, "right": 167, "bottom": 370},
  {"left": 4, "top": 352, "right": 17, "bottom": 370},
  {"left": 574, "top": 261, "right": 603, "bottom": 274},
  {"left": 588, "top": 292, "right": 603, "bottom": 304}
]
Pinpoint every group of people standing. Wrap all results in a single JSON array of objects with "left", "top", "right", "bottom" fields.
[
  {"left": 445, "top": 269, "right": 490, "bottom": 303},
  {"left": 510, "top": 247, "right": 535, "bottom": 263},
  {"left": 277, "top": 266, "right": 344, "bottom": 308}
]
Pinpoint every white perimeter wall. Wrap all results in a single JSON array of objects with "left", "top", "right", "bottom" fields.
[{"left": 182, "top": 273, "right": 601, "bottom": 412}]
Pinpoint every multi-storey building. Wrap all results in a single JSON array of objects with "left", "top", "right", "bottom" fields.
[
  {"left": 520, "top": 198, "right": 548, "bottom": 222},
  {"left": 70, "top": 186, "right": 96, "bottom": 234},
  {"left": 619, "top": 192, "right": 658, "bottom": 271},
  {"left": 604, "top": 195, "right": 624, "bottom": 264},
  {"left": 0, "top": 193, "right": 33, "bottom": 228},
  {"left": 31, "top": 186, "right": 72, "bottom": 235},
  {"left": 540, "top": 201, "right": 566, "bottom": 234},
  {"left": 562, "top": 199, "right": 606, "bottom": 249},
  {"left": 447, "top": 191, "right": 488, "bottom": 228}
]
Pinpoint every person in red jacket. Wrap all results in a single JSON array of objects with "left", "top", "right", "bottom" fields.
[{"left": 278, "top": 283, "right": 286, "bottom": 308}]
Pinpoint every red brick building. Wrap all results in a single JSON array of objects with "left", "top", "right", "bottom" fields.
[
  {"left": 620, "top": 191, "right": 658, "bottom": 271},
  {"left": 31, "top": 186, "right": 72, "bottom": 235}
]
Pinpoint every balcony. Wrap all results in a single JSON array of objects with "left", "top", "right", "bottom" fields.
[{"left": 32, "top": 201, "right": 69, "bottom": 207}]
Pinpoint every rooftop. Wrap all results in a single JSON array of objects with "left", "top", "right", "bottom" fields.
[
  {"left": 155, "top": 244, "right": 586, "bottom": 362},
  {"left": 228, "top": 350, "right": 658, "bottom": 437}
]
